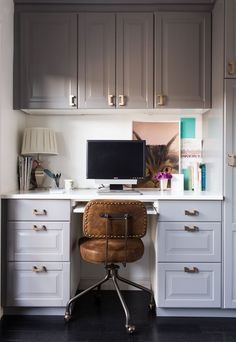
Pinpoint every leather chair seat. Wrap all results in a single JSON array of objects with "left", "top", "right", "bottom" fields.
[{"left": 80, "top": 237, "right": 144, "bottom": 264}]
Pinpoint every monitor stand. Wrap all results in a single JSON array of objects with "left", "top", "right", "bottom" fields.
[{"left": 97, "top": 184, "right": 141, "bottom": 195}]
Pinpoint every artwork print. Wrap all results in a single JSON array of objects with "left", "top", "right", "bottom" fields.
[{"left": 132, "top": 121, "right": 180, "bottom": 188}]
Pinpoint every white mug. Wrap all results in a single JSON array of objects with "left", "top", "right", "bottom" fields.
[{"left": 64, "top": 179, "right": 74, "bottom": 191}]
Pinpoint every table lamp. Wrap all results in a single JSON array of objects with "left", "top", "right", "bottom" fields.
[{"left": 21, "top": 127, "right": 58, "bottom": 188}]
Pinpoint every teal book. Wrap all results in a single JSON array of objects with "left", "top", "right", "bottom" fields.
[{"left": 200, "top": 164, "right": 206, "bottom": 191}]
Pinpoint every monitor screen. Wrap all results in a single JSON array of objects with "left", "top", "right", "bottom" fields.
[{"left": 86, "top": 140, "right": 146, "bottom": 180}]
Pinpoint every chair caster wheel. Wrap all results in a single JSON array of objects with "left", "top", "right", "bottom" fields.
[
  {"left": 64, "top": 312, "right": 72, "bottom": 322},
  {"left": 126, "top": 325, "right": 135, "bottom": 334}
]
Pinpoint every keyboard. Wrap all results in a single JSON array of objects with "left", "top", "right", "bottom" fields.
[{"left": 97, "top": 189, "right": 142, "bottom": 195}]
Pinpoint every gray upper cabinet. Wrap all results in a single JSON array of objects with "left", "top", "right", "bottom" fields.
[
  {"left": 78, "top": 13, "right": 116, "bottom": 108},
  {"left": 116, "top": 13, "right": 153, "bottom": 109},
  {"left": 225, "top": 0, "right": 236, "bottom": 78},
  {"left": 19, "top": 13, "right": 77, "bottom": 109},
  {"left": 78, "top": 12, "right": 153, "bottom": 109},
  {"left": 155, "top": 12, "right": 211, "bottom": 108}
]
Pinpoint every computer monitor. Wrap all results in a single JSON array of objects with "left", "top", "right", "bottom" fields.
[{"left": 86, "top": 140, "right": 146, "bottom": 191}]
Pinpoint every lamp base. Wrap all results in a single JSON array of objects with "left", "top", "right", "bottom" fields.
[{"left": 35, "top": 168, "right": 45, "bottom": 188}]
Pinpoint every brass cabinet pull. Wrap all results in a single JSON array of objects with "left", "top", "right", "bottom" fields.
[
  {"left": 118, "top": 95, "right": 125, "bottom": 106},
  {"left": 184, "top": 209, "right": 199, "bottom": 216},
  {"left": 108, "top": 94, "right": 115, "bottom": 106},
  {"left": 157, "top": 94, "right": 164, "bottom": 106},
  {"left": 228, "top": 61, "right": 235, "bottom": 75},
  {"left": 33, "top": 224, "right": 47, "bottom": 232},
  {"left": 184, "top": 266, "right": 199, "bottom": 273},
  {"left": 228, "top": 153, "right": 236, "bottom": 167},
  {"left": 32, "top": 265, "right": 47, "bottom": 273},
  {"left": 184, "top": 225, "right": 199, "bottom": 232},
  {"left": 33, "top": 209, "right": 47, "bottom": 216},
  {"left": 69, "top": 94, "right": 77, "bottom": 107}
]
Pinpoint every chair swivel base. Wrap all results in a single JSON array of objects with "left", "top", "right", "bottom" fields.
[{"left": 64, "top": 263, "right": 155, "bottom": 334}]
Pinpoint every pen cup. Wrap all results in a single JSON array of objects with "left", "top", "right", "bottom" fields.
[{"left": 64, "top": 179, "right": 74, "bottom": 192}]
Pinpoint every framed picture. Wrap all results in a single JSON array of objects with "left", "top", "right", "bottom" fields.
[{"left": 132, "top": 121, "right": 180, "bottom": 188}]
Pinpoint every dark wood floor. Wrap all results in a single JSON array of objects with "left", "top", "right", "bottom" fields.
[{"left": 1, "top": 291, "right": 236, "bottom": 342}]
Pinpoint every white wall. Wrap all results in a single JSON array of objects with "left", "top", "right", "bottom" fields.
[{"left": 0, "top": 0, "right": 25, "bottom": 317}]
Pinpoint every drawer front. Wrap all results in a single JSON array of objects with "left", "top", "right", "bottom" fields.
[
  {"left": 158, "top": 201, "right": 221, "bottom": 222},
  {"left": 158, "top": 263, "right": 221, "bottom": 308},
  {"left": 8, "top": 199, "right": 71, "bottom": 221},
  {"left": 8, "top": 222, "right": 70, "bottom": 261},
  {"left": 158, "top": 222, "right": 221, "bottom": 262},
  {"left": 7, "top": 262, "right": 70, "bottom": 307}
]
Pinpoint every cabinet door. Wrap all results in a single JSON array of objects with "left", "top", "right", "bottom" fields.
[
  {"left": 224, "top": 79, "right": 236, "bottom": 308},
  {"left": 225, "top": 0, "right": 236, "bottom": 78},
  {"left": 116, "top": 13, "right": 153, "bottom": 109},
  {"left": 78, "top": 13, "right": 115, "bottom": 108},
  {"left": 155, "top": 12, "right": 211, "bottom": 108},
  {"left": 19, "top": 13, "right": 77, "bottom": 109}
]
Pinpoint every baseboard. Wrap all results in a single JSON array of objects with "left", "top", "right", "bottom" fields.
[{"left": 3, "top": 307, "right": 65, "bottom": 316}]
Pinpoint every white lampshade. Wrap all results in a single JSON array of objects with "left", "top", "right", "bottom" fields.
[{"left": 21, "top": 127, "right": 58, "bottom": 155}]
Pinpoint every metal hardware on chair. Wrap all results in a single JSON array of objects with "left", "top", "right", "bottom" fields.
[
  {"left": 32, "top": 265, "right": 47, "bottom": 273},
  {"left": 184, "top": 209, "right": 199, "bottom": 216},
  {"left": 118, "top": 95, "right": 125, "bottom": 106},
  {"left": 228, "top": 153, "right": 236, "bottom": 167},
  {"left": 33, "top": 224, "right": 47, "bottom": 232},
  {"left": 69, "top": 94, "right": 77, "bottom": 107},
  {"left": 157, "top": 94, "right": 164, "bottom": 106},
  {"left": 184, "top": 266, "right": 199, "bottom": 273},
  {"left": 33, "top": 209, "right": 47, "bottom": 216},
  {"left": 108, "top": 94, "right": 115, "bottom": 106},
  {"left": 184, "top": 225, "right": 199, "bottom": 232},
  {"left": 228, "top": 61, "right": 235, "bottom": 75}
]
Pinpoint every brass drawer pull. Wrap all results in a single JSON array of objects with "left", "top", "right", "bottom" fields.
[
  {"left": 157, "top": 94, "right": 164, "bottom": 106},
  {"left": 228, "top": 61, "right": 235, "bottom": 75},
  {"left": 184, "top": 225, "right": 199, "bottom": 232},
  {"left": 118, "top": 95, "right": 125, "bottom": 106},
  {"left": 184, "top": 266, "right": 199, "bottom": 273},
  {"left": 108, "top": 94, "right": 115, "bottom": 106},
  {"left": 32, "top": 265, "right": 47, "bottom": 273},
  {"left": 33, "top": 209, "right": 47, "bottom": 216},
  {"left": 33, "top": 225, "right": 47, "bottom": 232},
  {"left": 184, "top": 209, "right": 199, "bottom": 216}
]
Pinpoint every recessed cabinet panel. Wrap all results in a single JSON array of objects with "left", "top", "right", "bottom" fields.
[
  {"left": 155, "top": 12, "right": 211, "bottom": 108},
  {"left": 158, "top": 263, "right": 221, "bottom": 308},
  {"left": 158, "top": 222, "right": 221, "bottom": 262},
  {"left": 8, "top": 222, "right": 70, "bottom": 261},
  {"left": 225, "top": 0, "right": 236, "bottom": 78},
  {"left": 78, "top": 13, "right": 116, "bottom": 108},
  {"left": 116, "top": 13, "right": 153, "bottom": 109},
  {"left": 223, "top": 79, "right": 236, "bottom": 308},
  {"left": 19, "top": 13, "right": 77, "bottom": 109},
  {"left": 7, "top": 262, "right": 70, "bottom": 307}
]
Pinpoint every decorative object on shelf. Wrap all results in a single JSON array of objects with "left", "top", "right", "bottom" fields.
[
  {"left": 153, "top": 169, "right": 172, "bottom": 191},
  {"left": 133, "top": 121, "right": 180, "bottom": 188},
  {"left": 17, "top": 156, "right": 33, "bottom": 191},
  {"left": 21, "top": 127, "right": 58, "bottom": 188},
  {"left": 44, "top": 169, "right": 61, "bottom": 189},
  {"left": 64, "top": 179, "right": 74, "bottom": 192}
]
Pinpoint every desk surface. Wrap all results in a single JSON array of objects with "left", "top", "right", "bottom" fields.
[{"left": 1, "top": 189, "right": 223, "bottom": 201}]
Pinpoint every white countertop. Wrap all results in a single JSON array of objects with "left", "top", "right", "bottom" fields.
[{"left": 1, "top": 188, "right": 224, "bottom": 201}]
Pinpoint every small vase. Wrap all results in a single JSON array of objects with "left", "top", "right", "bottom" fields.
[{"left": 160, "top": 178, "right": 168, "bottom": 191}]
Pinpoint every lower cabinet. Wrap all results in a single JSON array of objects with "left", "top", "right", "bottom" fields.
[
  {"left": 6, "top": 199, "right": 76, "bottom": 307},
  {"left": 7, "top": 262, "right": 70, "bottom": 307},
  {"left": 157, "top": 200, "right": 222, "bottom": 308}
]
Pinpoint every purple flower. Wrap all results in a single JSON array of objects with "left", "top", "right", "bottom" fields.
[{"left": 153, "top": 171, "right": 172, "bottom": 181}]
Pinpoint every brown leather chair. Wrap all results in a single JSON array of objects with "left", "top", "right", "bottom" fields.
[{"left": 64, "top": 199, "right": 155, "bottom": 333}]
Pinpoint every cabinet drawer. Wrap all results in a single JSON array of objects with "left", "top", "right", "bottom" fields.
[
  {"left": 158, "top": 201, "right": 221, "bottom": 222},
  {"left": 158, "top": 222, "right": 221, "bottom": 262},
  {"left": 6, "top": 262, "right": 70, "bottom": 307},
  {"left": 8, "top": 222, "right": 70, "bottom": 261},
  {"left": 8, "top": 199, "right": 70, "bottom": 221},
  {"left": 158, "top": 263, "right": 221, "bottom": 308}
]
